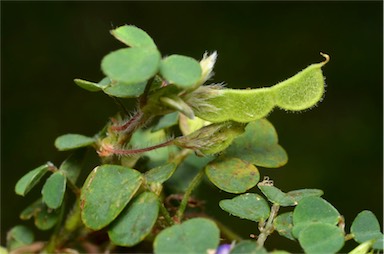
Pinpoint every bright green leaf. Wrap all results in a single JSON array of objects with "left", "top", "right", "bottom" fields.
[
  {"left": 103, "top": 81, "right": 146, "bottom": 98},
  {"left": 59, "top": 149, "right": 86, "bottom": 184},
  {"left": 15, "top": 164, "right": 49, "bottom": 196},
  {"left": 179, "top": 113, "right": 210, "bottom": 136},
  {"left": 108, "top": 192, "right": 159, "bottom": 246},
  {"left": 80, "top": 165, "right": 142, "bottom": 230},
  {"left": 111, "top": 25, "right": 156, "bottom": 48},
  {"left": 154, "top": 218, "right": 220, "bottom": 254},
  {"left": 223, "top": 119, "right": 288, "bottom": 168},
  {"left": 74, "top": 78, "right": 104, "bottom": 92},
  {"left": 351, "top": 210, "right": 384, "bottom": 250},
  {"left": 219, "top": 193, "right": 270, "bottom": 222},
  {"left": 230, "top": 240, "right": 267, "bottom": 254},
  {"left": 292, "top": 196, "right": 340, "bottom": 238},
  {"left": 349, "top": 240, "right": 376, "bottom": 254},
  {"left": 145, "top": 163, "right": 177, "bottom": 184},
  {"left": 54, "top": 134, "right": 95, "bottom": 151},
  {"left": 152, "top": 112, "right": 179, "bottom": 132},
  {"left": 160, "top": 55, "right": 202, "bottom": 88},
  {"left": 160, "top": 96, "right": 195, "bottom": 119},
  {"left": 298, "top": 223, "right": 344, "bottom": 254},
  {"left": 205, "top": 157, "right": 260, "bottom": 193},
  {"left": 101, "top": 48, "right": 161, "bottom": 84},
  {"left": 41, "top": 172, "right": 66, "bottom": 209},
  {"left": 273, "top": 212, "right": 295, "bottom": 240},
  {"left": 6, "top": 225, "right": 34, "bottom": 251}
]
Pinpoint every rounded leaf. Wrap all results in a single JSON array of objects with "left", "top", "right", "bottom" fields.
[
  {"left": 152, "top": 112, "right": 179, "bottom": 132},
  {"left": 6, "top": 225, "right": 34, "bottom": 251},
  {"left": 144, "top": 163, "right": 177, "bottom": 184},
  {"left": 298, "top": 223, "right": 344, "bottom": 254},
  {"left": 258, "top": 184, "right": 295, "bottom": 206},
  {"left": 273, "top": 212, "right": 295, "bottom": 240},
  {"left": 154, "top": 218, "right": 220, "bottom": 254},
  {"left": 34, "top": 203, "right": 60, "bottom": 230},
  {"left": 101, "top": 48, "right": 161, "bottom": 84},
  {"left": 80, "top": 165, "right": 142, "bottom": 230},
  {"left": 111, "top": 25, "right": 156, "bottom": 48},
  {"left": 108, "top": 192, "right": 159, "bottom": 246},
  {"left": 54, "top": 134, "right": 95, "bottom": 151},
  {"left": 286, "top": 189, "right": 323, "bottom": 203},
  {"left": 15, "top": 164, "right": 49, "bottom": 196},
  {"left": 205, "top": 157, "right": 260, "bottom": 193},
  {"left": 223, "top": 119, "right": 288, "bottom": 168},
  {"left": 103, "top": 81, "right": 146, "bottom": 98},
  {"left": 160, "top": 55, "right": 202, "bottom": 88},
  {"left": 59, "top": 149, "right": 86, "bottom": 184},
  {"left": 230, "top": 240, "right": 267, "bottom": 254},
  {"left": 41, "top": 172, "right": 66, "bottom": 209},
  {"left": 351, "top": 210, "right": 383, "bottom": 250},
  {"left": 219, "top": 193, "right": 270, "bottom": 222},
  {"left": 292, "top": 196, "right": 340, "bottom": 238},
  {"left": 20, "top": 199, "right": 42, "bottom": 220}
]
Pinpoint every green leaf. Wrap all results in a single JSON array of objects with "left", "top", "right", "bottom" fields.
[
  {"left": 175, "top": 121, "right": 246, "bottom": 155},
  {"left": 74, "top": 78, "right": 104, "bottom": 92},
  {"left": 54, "top": 134, "right": 95, "bottom": 151},
  {"left": 205, "top": 157, "right": 260, "bottom": 193},
  {"left": 292, "top": 196, "right": 340, "bottom": 238},
  {"left": 152, "top": 112, "right": 179, "bottom": 132},
  {"left": 34, "top": 203, "right": 60, "bottom": 230},
  {"left": 80, "top": 165, "right": 142, "bottom": 230},
  {"left": 108, "top": 192, "right": 159, "bottom": 246},
  {"left": 111, "top": 25, "right": 156, "bottom": 48},
  {"left": 351, "top": 210, "right": 384, "bottom": 250},
  {"left": 286, "top": 189, "right": 324, "bottom": 203},
  {"left": 6, "top": 225, "right": 34, "bottom": 251},
  {"left": 20, "top": 199, "right": 42, "bottom": 220},
  {"left": 144, "top": 163, "right": 177, "bottom": 184},
  {"left": 223, "top": 119, "right": 288, "bottom": 168},
  {"left": 193, "top": 55, "right": 329, "bottom": 122},
  {"left": 101, "top": 48, "right": 161, "bottom": 84},
  {"left": 154, "top": 218, "right": 220, "bottom": 254},
  {"left": 15, "top": 164, "right": 49, "bottom": 196},
  {"left": 103, "top": 81, "right": 147, "bottom": 98},
  {"left": 160, "top": 55, "right": 202, "bottom": 88},
  {"left": 219, "top": 193, "right": 270, "bottom": 222},
  {"left": 230, "top": 240, "right": 267, "bottom": 254},
  {"left": 298, "top": 223, "right": 344, "bottom": 254},
  {"left": 59, "top": 149, "right": 86, "bottom": 184},
  {"left": 273, "top": 212, "right": 295, "bottom": 240},
  {"left": 258, "top": 183, "right": 295, "bottom": 206},
  {"left": 160, "top": 96, "right": 195, "bottom": 119},
  {"left": 41, "top": 172, "right": 66, "bottom": 209}
]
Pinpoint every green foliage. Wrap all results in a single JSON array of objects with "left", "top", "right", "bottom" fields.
[
  {"left": 153, "top": 218, "right": 220, "bottom": 254},
  {"left": 9, "top": 25, "right": 382, "bottom": 254}
]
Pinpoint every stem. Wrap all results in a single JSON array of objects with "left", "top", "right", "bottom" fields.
[
  {"left": 257, "top": 204, "right": 280, "bottom": 247},
  {"left": 160, "top": 203, "right": 174, "bottom": 226},
  {"left": 175, "top": 167, "right": 205, "bottom": 222},
  {"left": 111, "top": 110, "right": 144, "bottom": 132},
  {"left": 100, "top": 139, "right": 175, "bottom": 157},
  {"left": 44, "top": 199, "right": 66, "bottom": 252}
]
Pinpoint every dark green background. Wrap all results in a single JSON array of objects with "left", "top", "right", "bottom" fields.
[{"left": 1, "top": 1, "right": 382, "bottom": 251}]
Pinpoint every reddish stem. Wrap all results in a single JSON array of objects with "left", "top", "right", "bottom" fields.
[
  {"left": 99, "top": 139, "right": 174, "bottom": 157},
  {"left": 110, "top": 111, "right": 143, "bottom": 132}
]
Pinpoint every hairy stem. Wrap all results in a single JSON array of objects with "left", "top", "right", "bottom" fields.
[
  {"left": 257, "top": 204, "right": 280, "bottom": 247},
  {"left": 101, "top": 139, "right": 175, "bottom": 157},
  {"left": 160, "top": 203, "right": 174, "bottom": 226},
  {"left": 175, "top": 167, "right": 205, "bottom": 222}
]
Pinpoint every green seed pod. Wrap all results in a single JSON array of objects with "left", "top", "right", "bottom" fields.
[
  {"left": 189, "top": 54, "right": 330, "bottom": 123},
  {"left": 272, "top": 53, "right": 329, "bottom": 111}
]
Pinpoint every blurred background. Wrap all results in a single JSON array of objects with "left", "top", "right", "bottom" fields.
[{"left": 1, "top": 1, "right": 382, "bottom": 252}]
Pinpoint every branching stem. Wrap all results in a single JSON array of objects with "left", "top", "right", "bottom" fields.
[{"left": 257, "top": 204, "right": 280, "bottom": 247}]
